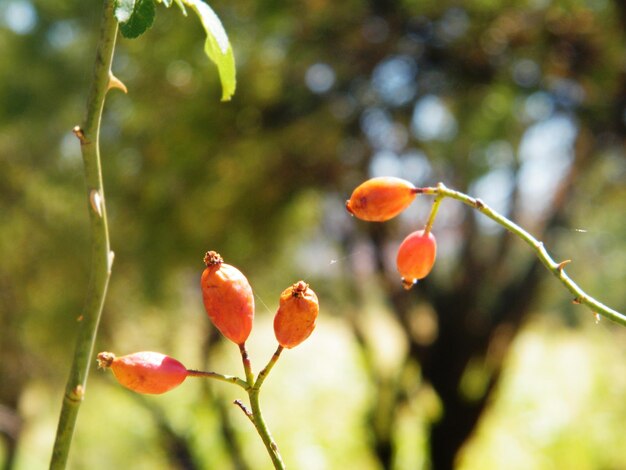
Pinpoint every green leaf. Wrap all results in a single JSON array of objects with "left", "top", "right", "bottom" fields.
[
  {"left": 114, "top": 0, "right": 136, "bottom": 23},
  {"left": 116, "top": 0, "right": 156, "bottom": 39},
  {"left": 184, "top": 0, "right": 236, "bottom": 101}
]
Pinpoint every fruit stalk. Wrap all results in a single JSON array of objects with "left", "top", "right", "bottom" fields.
[
  {"left": 423, "top": 182, "right": 445, "bottom": 235},
  {"left": 50, "top": 2, "right": 118, "bottom": 468},
  {"left": 254, "top": 346, "right": 284, "bottom": 391},
  {"left": 415, "top": 183, "right": 626, "bottom": 326},
  {"left": 186, "top": 369, "right": 250, "bottom": 390}
]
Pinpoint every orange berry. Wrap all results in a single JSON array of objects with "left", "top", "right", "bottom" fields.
[
  {"left": 273, "top": 281, "right": 319, "bottom": 349},
  {"left": 97, "top": 351, "right": 188, "bottom": 395},
  {"left": 201, "top": 251, "right": 254, "bottom": 345},
  {"left": 346, "top": 176, "right": 417, "bottom": 222},
  {"left": 396, "top": 230, "right": 437, "bottom": 289}
]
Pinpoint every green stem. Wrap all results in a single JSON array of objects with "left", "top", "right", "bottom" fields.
[
  {"left": 186, "top": 369, "right": 249, "bottom": 390},
  {"left": 254, "top": 345, "right": 283, "bottom": 390},
  {"left": 239, "top": 343, "right": 255, "bottom": 385},
  {"left": 422, "top": 182, "right": 445, "bottom": 235},
  {"left": 50, "top": 2, "right": 118, "bottom": 468},
  {"left": 248, "top": 388, "right": 286, "bottom": 470},
  {"left": 415, "top": 183, "right": 626, "bottom": 327},
  {"left": 236, "top": 343, "right": 286, "bottom": 469}
]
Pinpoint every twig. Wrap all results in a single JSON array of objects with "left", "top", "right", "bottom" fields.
[
  {"left": 417, "top": 183, "right": 626, "bottom": 327},
  {"left": 186, "top": 369, "right": 250, "bottom": 390}
]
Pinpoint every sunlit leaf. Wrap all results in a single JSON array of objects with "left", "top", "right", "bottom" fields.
[{"left": 183, "top": 0, "right": 236, "bottom": 101}]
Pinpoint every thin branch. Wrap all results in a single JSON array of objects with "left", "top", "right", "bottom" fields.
[
  {"left": 186, "top": 369, "right": 250, "bottom": 390},
  {"left": 254, "top": 346, "right": 283, "bottom": 391},
  {"left": 415, "top": 183, "right": 626, "bottom": 327}
]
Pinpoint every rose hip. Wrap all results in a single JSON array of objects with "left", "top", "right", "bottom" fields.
[
  {"left": 273, "top": 281, "right": 319, "bottom": 349},
  {"left": 201, "top": 251, "right": 254, "bottom": 345},
  {"left": 396, "top": 229, "right": 437, "bottom": 289},
  {"left": 97, "top": 351, "right": 188, "bottom": 395},
  {"left": 346, "top": 176, "right": 417, "bottom": 222}
]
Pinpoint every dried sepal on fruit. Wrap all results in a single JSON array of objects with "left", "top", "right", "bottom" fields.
[
  {"left": 97, "top": 351, "right": 188, "bottom": 395},
  {"left": 274, "top": 281, "right": 319, "bottom": 349},
  {"left": 201, "top": 251, "right": 254, "bottom": 345},
  {"left": 346, "top": 176, "right": 417, "bottom": 222},
  {"left": 396, "top": 229, "right": 437, "bottom": 289}
]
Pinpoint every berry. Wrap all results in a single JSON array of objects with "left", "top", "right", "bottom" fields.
[
  {"left": 396, "top": 230, "right": 437, "bottom": 289},
  {"left": 97, "top": 351, "right": 188, "bottom": 394},
  {"left": 273, "top": 281, "right": 319, "bottom": 349},
  {"left": 201, "top": 251, "right": 254, "bottom": 345},
  {"left": 346, "top": 177, "right": 417, "bottom": 222}
]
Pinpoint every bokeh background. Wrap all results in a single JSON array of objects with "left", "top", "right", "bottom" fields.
[{"left": 1, "top": 0, "right": 626, "bottom": 468}]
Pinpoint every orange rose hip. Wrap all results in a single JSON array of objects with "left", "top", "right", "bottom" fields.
[
  {"left": 201, "top": 251, "right": 254, "bottom": 345},
  {"left": 274, "top": 281, "right": 319, "bottom": 349},
  {"left": 97, "top": 351, "right": 188, "bottom": 395},
  {"left": 346, "top": 176, "right": 417, "bottom": 222},
  {"left": 396, "top": 229, "right": 437, "bottom": 289}
]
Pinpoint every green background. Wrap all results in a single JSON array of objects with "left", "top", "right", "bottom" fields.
[{"left": 1, "top": 0, "right": 625, "bottom": 468}]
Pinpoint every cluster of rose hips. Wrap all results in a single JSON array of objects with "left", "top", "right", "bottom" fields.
[
  {"left": 346, "top": 176, "right": 437, "bottom": 289},
  {"left": 98, "top": 251, "right": 319, "bottom": 394}
]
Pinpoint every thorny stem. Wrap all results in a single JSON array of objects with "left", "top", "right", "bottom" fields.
[
  {"left": 50, "top": 2, "right": 119, "bottom": 468},
  {"left": 415, "top": 183, "right": 626, "bottom": 327}
]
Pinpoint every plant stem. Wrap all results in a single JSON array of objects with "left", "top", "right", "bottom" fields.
[
  {"left": 254, "top": 345, "right": 283, "bottom": 390},
  {"left": 236, "top": 343, "right": 286, "bottom": 469},
  {"left": 239, "top": 343, "right": 255, "bottom": 385},
  {"left": 423, "top": 182, "right": 445, "bottom": 235},
  {"left": 248, "top": 387, "right": 286, "bottom": 470},
  {"left": 186, "top": 369, "right": 249, "bottom": 390},
  {"left": 50, "top": 2, "right": 118, "bottom": 468},
  {"left": 415, "top": 183, "right": 626, "bottom": 326}
]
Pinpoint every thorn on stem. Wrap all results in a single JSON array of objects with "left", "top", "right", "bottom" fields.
[
  {"left": 70, "top": 385, "right": 85, "bottom": 402},
  {"left": 108, "top": 72, "right": 128, "bottom": 94},
  {"left": 474, "top": 198, "right": 485, "bottom": 209},
  {"left": 89, "top": 190, "right": 103, "bottom": 217},
  {"left": 557, "top": 259, "right": 572, "bottom": 272},
  {"left": 594, "top": 313, "right": 601, "bottom": 324},
  {"left": 572, "top": 297, "right": 582, "bottom": 304},
  {"left": 72, "top": 126, "right": 87, "bottom": 144},
  {"left": 108, "top": 251, "right": 115, "bottom": 273}
]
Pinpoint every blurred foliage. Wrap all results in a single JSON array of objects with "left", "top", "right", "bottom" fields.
[{"left": 0, "top": 0, "right": 625, "bottom": 468}]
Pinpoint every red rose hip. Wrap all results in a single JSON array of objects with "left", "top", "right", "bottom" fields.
[
  {"left": 346, "top": 176, "right": 417, "bottom": 222},
  {"left": 274, "top": 281, "right": 319, "bottom": 349},
  {"left": 201, "top": 251, "right": 254, "bottom": 345},
  {"left": 396, "top": 229, "right": 437, "bottom": 289},
  {"left": 97, "top": 351, "right": 188, "bottom": 395}
]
